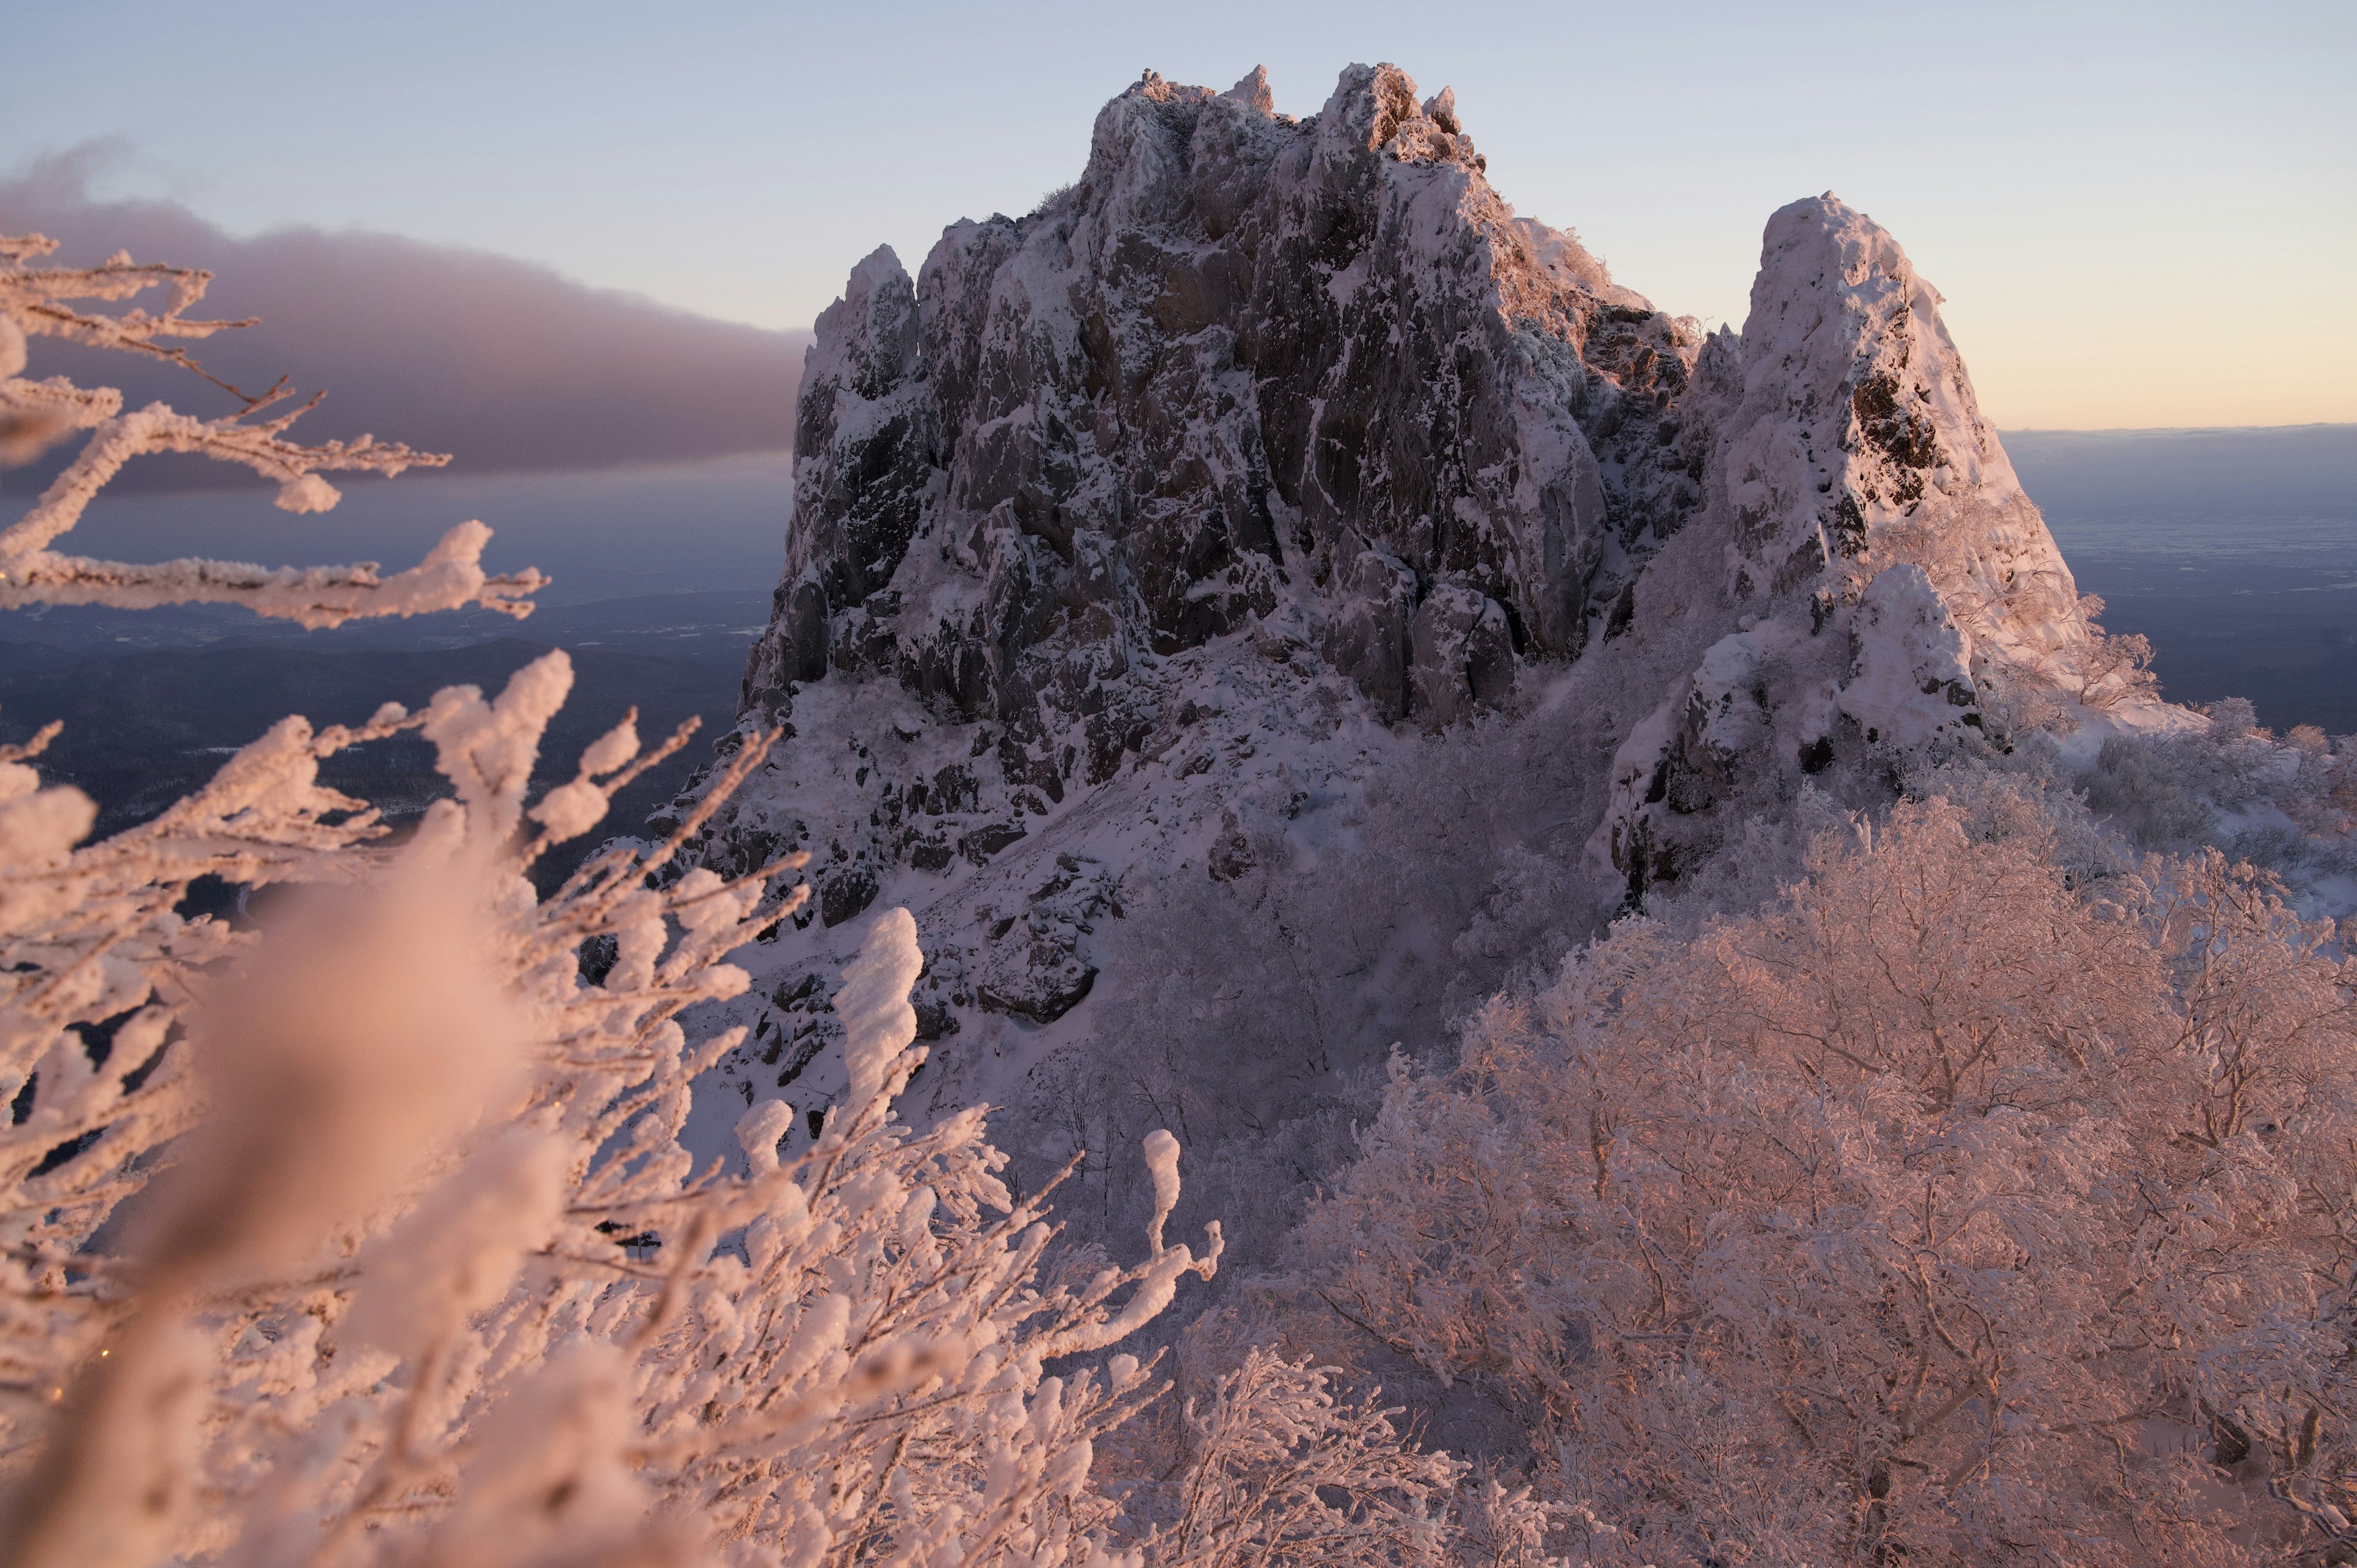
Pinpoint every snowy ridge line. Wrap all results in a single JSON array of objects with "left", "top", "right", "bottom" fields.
[{"left": 673, "top": 62, "right": 2189, "bottom": 1161}]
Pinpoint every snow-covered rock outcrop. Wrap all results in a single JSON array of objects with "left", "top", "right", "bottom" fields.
[
  {"left": 677, "top": 66, "right": 2161, "bottom": 1145},
  {"left": 1835, "top": 565, "right": 1982, "bottom": 749},
  {"left": 1589, "top": 195, "right": 2137, "bottom": 895},
  {"left": 1711, "top": 196, "right": 2085, "bottom": 670}
]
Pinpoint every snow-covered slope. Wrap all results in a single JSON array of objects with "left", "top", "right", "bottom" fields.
[{"left": 669, "top": 66, "right": 2170, "bottom": 1162}]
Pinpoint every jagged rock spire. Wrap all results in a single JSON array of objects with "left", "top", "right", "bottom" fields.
[
  {"left": 743, "top": 60, "right": 1702, "bottom": 758},
  {"left": 1224, "top": 65, "right": 1274, "bottom": 115},
  {"left": 1593, "top": 195, "right": 2112, "bottom": 897},
  {"left": 1708, "top": 193, "right": 2086, "bottom": 676}
]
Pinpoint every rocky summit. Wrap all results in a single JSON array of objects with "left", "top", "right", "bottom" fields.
[
  {"left": 743, "top": 63, "right": 1707, "bottom": 744},
  {"left": 668, "top": 63, "right": 2176, "bottom": 1151}
]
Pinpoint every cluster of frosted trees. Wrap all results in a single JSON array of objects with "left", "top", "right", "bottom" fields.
[
  {"left": 0, "top": 235, "right": 1555, "bottom": 1566},
  {"left": 1302, "top": 795, "right": 2357, "bottom": 1564}
]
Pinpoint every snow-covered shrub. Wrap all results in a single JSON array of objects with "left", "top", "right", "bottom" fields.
[
  {"left": 1295, "top": 796, "right": 2357, "bottom": 1565},
  {"left": 0, "top": 646, "right": 1239, "bottom": 1567},
  {"left": 1105, "top": 1345, "right": 1563, "bottom": 1568},
  {"left": 2069, "top": 595, "right": 2160, "bottom": 710},
  {"left": 0, "top": 228, "right": 1261, "bottom": 1568},
  {"left": 2080, "top": 701, "right": 2357, "bottom": 887}
]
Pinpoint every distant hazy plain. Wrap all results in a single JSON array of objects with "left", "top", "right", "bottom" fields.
[{"left": 2014, "top": 425, "right": 2357, "bottom": 733}]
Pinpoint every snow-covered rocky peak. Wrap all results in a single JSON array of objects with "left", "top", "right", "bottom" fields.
[
  {"left": 1710, "top": 193, "right": 2084, "bottom": 678},
  {"left": 741, "top": 61, "right": 1705, "bottom": 749},
  {"left": 1590, "top": 194, "right": 2154, "bottom": 897},
  {"left": 684, "top": 66, "right": 2161, "bottom": 1153}
]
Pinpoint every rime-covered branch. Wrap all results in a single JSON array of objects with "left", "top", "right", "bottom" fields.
[
  {"left": 0, "top": 228, "right": 535, "bottom": 625},
  {"left": 0, "top": 648, "right": 1238, "bottom": 1567}
]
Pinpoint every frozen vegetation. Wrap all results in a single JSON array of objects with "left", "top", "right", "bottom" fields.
[
  {"left": 6, "top": 59, "right": 2357, "bottom": 1568},
  {"left": 0, "top": 207, "right": 1549, "bottom": 1568}
]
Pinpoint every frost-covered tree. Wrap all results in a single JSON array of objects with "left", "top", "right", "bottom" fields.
[
  {"left": 1297, "top": 797, "right": 2357, "bottom": 1566},
  {"left": 2070, "top": 595, "right": 2161, "bottom": 710},
  {"left": 0, "top": 228, "right": 540, "bottom": 624},
  {"left": 1109, "top": 1345, "right": 1562, "bottom": 1568},
  {"left": 0, "top": 644, "right": 1231, "bottom": 1567}
]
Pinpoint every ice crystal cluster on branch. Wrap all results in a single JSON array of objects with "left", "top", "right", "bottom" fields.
[
  {"left": 0, "top": 229, "right": 543, "bottom": 627},
  {"left": 0, "top": 639, "right": 1258, "bottom": 1567}
]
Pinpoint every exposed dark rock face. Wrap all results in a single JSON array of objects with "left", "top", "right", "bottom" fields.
[{"left": 743, "top": 62, "right": 1706, "bottom": 757}]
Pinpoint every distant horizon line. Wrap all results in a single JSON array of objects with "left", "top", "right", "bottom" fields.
[
  {"left": 1999, "top": 422, "right": 2356, "bottom": 438},
  {"left": 12, "top": 424, "right": 2345, "bottom": 508},
  {"left": 44, "top": 423, "right": 2357, "bottom": 494}
]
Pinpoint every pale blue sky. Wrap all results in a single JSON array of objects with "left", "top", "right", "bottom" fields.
[{"left": 5, "top": 0, "right": 2351, "bottom": 428}]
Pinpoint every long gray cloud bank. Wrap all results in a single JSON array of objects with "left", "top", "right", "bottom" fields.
[{"left": 1, "top": 150, "right": 812, "bottom": 487}]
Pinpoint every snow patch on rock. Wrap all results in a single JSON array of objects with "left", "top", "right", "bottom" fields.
[{"left": 1835, "top": 565, "right": 1981, "bottom": 749}]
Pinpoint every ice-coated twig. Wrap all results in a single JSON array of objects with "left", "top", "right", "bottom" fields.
[
  {"left": 0, "top": 644, "right": 1237, "bottom": 1568},
  {"left": 0, "top": 228, "right": 534, "bottom": 626}
]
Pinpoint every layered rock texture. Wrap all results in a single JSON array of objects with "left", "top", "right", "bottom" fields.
[
  {"left": 742, "top": 63, "right": 1707, "bottom": 749},
  {"left": 676, "top": 63, "right": 2159, "bottom": 1146}
]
